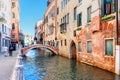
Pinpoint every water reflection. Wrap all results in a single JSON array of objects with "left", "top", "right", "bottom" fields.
[{"left": 24, "top": 49, "right": 120, "bottom": 80}]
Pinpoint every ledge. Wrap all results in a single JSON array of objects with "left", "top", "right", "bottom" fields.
[{"left": 76, "top": 27, "right": 82, "bottom": 31}]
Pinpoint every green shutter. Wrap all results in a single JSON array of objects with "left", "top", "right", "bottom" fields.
[
  {"left": 112, "top": 0, "right": 115, "bottom": 12},
  {"left": 87, "top": 8, "right": 89, "bottom": 22},
  {"left": 101, "top": 0, "right": 105, "bottom": 16},
  {"left": 77, "top": 14, "right": 80, "bottom": 27},
  {"left": 78, "top": 42, "right": 82, "bottom": 52},
  {"left": 87, "top": 41, "right": 92, "bottom": 53},
  {"left": 105, "top": 39, "right": 113, "bottom": 56},
  {"left": 79, "top": 13, "right": 82, "bottom": 26},
  {"left": 89, "top": 7, "right": 91, "bottom": 22},
  {"left": 87, "top": 7, "right": 91, "bottom": 22}
]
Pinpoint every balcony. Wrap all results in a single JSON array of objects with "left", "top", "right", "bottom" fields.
[
  {"left": 0, "top": 12, "right": 7, "bottom": 23},
  {"left": 60, "top": 23, "right": 67, "bottom": 33}
]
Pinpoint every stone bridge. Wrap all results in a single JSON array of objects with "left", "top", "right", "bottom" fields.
[{"left": 21, "top": 44, "right": 59, "bottom": 55}]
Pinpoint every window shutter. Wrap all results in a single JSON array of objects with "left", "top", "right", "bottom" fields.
[
  {"left": 105, "top": 39, "right": 113, "bottom": 56},
  {"left": 101, "top": 0, "right": 105, "bottom": 16},
  {"left": 112, "top": 0, "right": 115, "bottom": 12},
  {"left": 106, "top": 0, "right": 112, "bottom": 2},
  {"left": 87, "top": 6, "right": 91, "bottom": 22},
  {"left": 77, "top": 14, "right": 80, "bottom": 27},
  {"left": 89, "top": 7, "right": 91, "bottom": 22},
  {"left": 80, "top": 13, "right": 82, "bottom": 26}
]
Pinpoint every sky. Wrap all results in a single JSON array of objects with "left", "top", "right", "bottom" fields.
[{"left": 20, "top": 0, "right": 47, "bottom": 36}]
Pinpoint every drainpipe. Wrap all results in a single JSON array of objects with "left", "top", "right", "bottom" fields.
[
  {"left": 54, "top": 0, "right": 57, "bottom": 37},
  {"left": 116, "top": 0, "right": 118, "bottom": 44},
  {"left": 115, "top": 0, "right": 120, "bottom": 75},
  {"left": 43, "top": 16, "right": 45, "bottom": 46},
  {"left": 54, "top": 0, "right": 57, "bottom": 47}
]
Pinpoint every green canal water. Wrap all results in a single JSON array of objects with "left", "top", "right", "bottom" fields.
[{"left": 23, "top": 49, "right": 120, "bottom": 80}]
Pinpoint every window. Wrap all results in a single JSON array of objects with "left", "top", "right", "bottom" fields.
[
  {"left": 74, "top": 7, "right": 77, "bottom": 20},
  {"left": 60, "top": 14, "right": 68, "bottom": 33},
  {"left": 66, "top": 13, "right": 69, "bottom": 24},
  {"left": 45, "top": 16, "right": 48, "bottom": 23},
  {"left": 87, "top": 6, "right": 91, "bottom": 23},
  {"left": 2, "top": 38, "right": 5, "bottom": 46},
  {"left": 63, "top": 0, "right": 65, "bottom": 7},
  {"left": 63, "top": 17, "right": 65, "bottom": 23},
  {"left": 105, "top": 39, "right": 113, "bottom": 56},
  {"left": 5, "top": 39, "right": 7, "bottom": 47},
  {"left": 12, "top": 2, "right": 15, "bottom": 7},
  {"left": 61, "top": 40, "right": 63, "bottom": 46},
  {"left": 12, "top": 35, "right": 15, "bottom": 39},
  {"left": 78, "top": 0, "right": 82, "bottom": 3},
  {"left": 77, "top": 13, "right": 82, "bottom": 26},
  {"left": 61, "top": 18, "right": 63, "bottom": 24},
  {"left": 61, "top": 0, "right": 70, "bottom": 9},
  {"left": 61, "top": 1, "right": 63, "bottom": 9},
  {"left": 2, "top": 24, "right": 4, "bottom": 32},
  {"left": 101, "top": 0, "right": 115, "bottom": 16},
  {"left": 12, "top": 13, "right": 15, "bottom": 18},
  {"left": 78, "top": 42, "right": 82, "bottom": 52},
  {"left": 65, "top": 0, "right": 67, "bottom": 6},
  {"left": 47, "top": 24, "right": 54, "bottom": 35},
  {"left": 12, "top": 23, "right": 15, "bottom": 30},
  {"left": 87, "top": 41, "right": 92, "bottom": 53},
  {"left": 5, "top": 26, "right": 6, "bottom": 32},
  {"left": 74, "top": 30, "right": 76, "bottom": 37},
  {"left": 65, "top": 39, "right": 67, "bottom": 46},
  {"left": 57, "top": 7, "right": 59, "bottom": 15},
  {"left": 65, "top": 15, "right": 66, "bottom": 23},
  {"left": 60, "top": 23, "right": 67, "bottom": 33}
]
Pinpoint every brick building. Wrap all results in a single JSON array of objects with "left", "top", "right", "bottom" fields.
[{"left": 11, "top": 0, "right": 20, "bottom": 50}]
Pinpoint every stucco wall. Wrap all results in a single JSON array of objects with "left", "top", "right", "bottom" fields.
[
  {"left": 57, "top": 0, "right": 79, "bottom": 58},
  {"left": 44, "top": 0, "right": 56, "bottom": 43}
]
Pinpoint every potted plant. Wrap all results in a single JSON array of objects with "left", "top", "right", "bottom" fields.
[
  {"left": 101, "top": 15, "right": 115, "bottom": 21},
  {"left": 119, "top": 9, "right": 120, "bottom": 14}
]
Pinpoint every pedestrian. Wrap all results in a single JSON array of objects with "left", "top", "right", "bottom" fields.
[
  {"left": 4, "top": 47, "right": 8, "bottom": 57},
  {"left": 9, "top": 44, "right": 13, "bottom": 56}
]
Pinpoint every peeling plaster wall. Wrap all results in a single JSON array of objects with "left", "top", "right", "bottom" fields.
[{"left": 76, "top": 0, "right": 117, "bottom": 73}]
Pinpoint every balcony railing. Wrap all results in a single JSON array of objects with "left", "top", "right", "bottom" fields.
[{"left": 60, "top": 23, "right": 67, "bottom": 33}]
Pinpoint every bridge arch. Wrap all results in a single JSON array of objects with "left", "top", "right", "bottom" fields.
[{"left": 21, "top": 44, "right": 58, "bottom": 55}]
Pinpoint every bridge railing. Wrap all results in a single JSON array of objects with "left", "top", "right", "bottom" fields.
[
  {"left": 21, "top": 44, "right": 59, "bottom": 54},
  {"left": 16, "top": 49, "right": 25, "bottom": 80}
]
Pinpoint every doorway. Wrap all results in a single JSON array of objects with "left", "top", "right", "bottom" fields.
[{"left": 70, "top": 41, "right": 76, "bottom": 59}]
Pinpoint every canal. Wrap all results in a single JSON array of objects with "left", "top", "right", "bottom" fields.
[{"left": 23, "top": 49, "right": 120, "bottom": 80}]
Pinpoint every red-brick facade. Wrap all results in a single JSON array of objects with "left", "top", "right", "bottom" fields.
[
  {"left": 76, "top": 14, "right": 116, "bottom": 72},
  {"left": 11, "top": 0, "right": 20, "bottom": 49}
]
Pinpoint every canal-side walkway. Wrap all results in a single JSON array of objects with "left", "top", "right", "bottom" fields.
[{"left": 0, "top": 50, "right": 18, "bottom": 80}]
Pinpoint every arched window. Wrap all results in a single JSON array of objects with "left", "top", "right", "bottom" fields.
[
  {"left": 12, "top": 13, "right": 15, "bottom": 18},
  {"left": 12, "top": 23, "right": 15, "bottom": 30}
]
